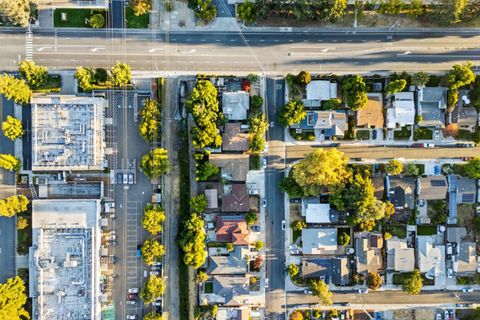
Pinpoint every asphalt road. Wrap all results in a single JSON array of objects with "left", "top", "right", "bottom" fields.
[
  {"left": 265, "top": 78, "right": 287, "bottom": 320},
  {"left": 2, "top": 29, "right": 480, "bottom": 72},
  {"left": 0, "top": 215, "right": 16, "bottom": 284}
]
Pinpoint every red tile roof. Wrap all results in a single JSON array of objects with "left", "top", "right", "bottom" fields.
[{"left": 215, "top": 215, "right": 249, "bottom": 245}]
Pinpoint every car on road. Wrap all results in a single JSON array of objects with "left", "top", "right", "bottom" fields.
[
  {"left": 462, "top": 288, "right": 474, "bottom": 292},
  {"left": 248, "top": 189, "right": 259, "bottom": 195},
  {"left": 352, "top": 158, "right": 364, "bottom": 161},
  {"left": 357, "top": 288, "right": 369, "bottom": 294},
  {"left": 116, "top": 173, "right": 123, "bottom": 184},
  {"left": 127, "top": 293, "right": 138, "bottom": 300},
  {"left": 126, "top": 300, "right": 136, "bottom": 305},
  {"left": 137, "top": 245, "right": 142, "bottom": 257},
  {"left": 126, "top": 316, "right": 136, "bottom": 320},
  {"left": 330, "top": 143, "right": 340, "bottom": 147},
  {"left": 372, "top": 130, "right": 377, "bottom": 140},
  {"left": 447, "top": 268, "right": 453, "bottom": 278},
  {"left": 251, "top": 226, "right": 260, "bottom": 232},
  {"left": 150, "top": 271, "right": 160, "bottom": 276},
  {"left": 265, "top": 278, "right": 269, "bottom": 288},
  {"left": 281, "top": 220, "right": 286, "bottom": 230},
  {"left": 128, "top": 288, "right": 139, "bottom": 294},
  {"left": 128, "top": 173, "right": 134, "bottom": 184},
  {"left": 304, "top": 289, "right": 312, "bottom": 294},
  {"left": 411, "top": 143, "right": 423, "bottom": 148},
  {"left": 123, "top": 173, "right": 128, "bottom": 184},
  {"left": 262, "top": 158, "right": 267, "bottom": 169},
  {"left": 425, "top": 143, "right": 435, "bottom": 148},
  {"left": 444, "top": 310, "right": 449, "bottom": 319},
  {"left": 152, "top": 299, "right": 162, "bottom": 306},
  {"left": 434, "top": 130, "right": 440, "bottom": 140},
  {"left": 262, "top": 198, "right": 267, "bottom": 207}
]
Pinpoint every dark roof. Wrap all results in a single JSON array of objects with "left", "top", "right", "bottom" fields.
[
  {"left": 222, "top": 184, "right": 249, "bottom": 212},
  {"left": 300, "top": 257, "right": 349, "bottom": 285}
]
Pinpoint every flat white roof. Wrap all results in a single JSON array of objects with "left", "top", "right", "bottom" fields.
[
  {"left": 306, "top": 80, "right": 337, "bottom": 101},
  {"left": 305, "top": 203, "right": 331, "bottom": 223},
  {"left": 302, "top": 228, "right": 338, "bottom": 255}
]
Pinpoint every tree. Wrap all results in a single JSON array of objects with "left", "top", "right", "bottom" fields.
[
  {"left": 180, "top": 213, "right": 207, "bottom": 268},
  {"left": 323, "top": 98, "right": 342, "bottom": 110},
  {"left": 247, "top": 74, "right": 259, "bottom": 83},
  {"left": 402, "top": 269, "right": 423, "bottom": 294},
  {"left": 366, "top": 272, "right": 383, "bottom": 290},
  {"left": 0, "top": 195, "right": 29, "bottom": 217},
  {"left": 386, "top": 159, "right": 403, "bottom": 175},
  {"left": 189, "top": 0, "right": 217, "bottom": 22},
  {"left": 110, "top": 62, "right": 131, "bottom": 87},
  {"left": 411, "top": 71, "right": 429, "bottom": 88},
  {"left": 445, "top": 62, "right": 475, "bottom": 108},
  {"left": 2, "top": 116, "right": 23, "bottom": 140},
  {"left": 337, "top": 231, "right": 350, "bottom": 246},
  {"left": 0, "top": 154, "right": 20, "bottom": 172},
  {"left": 279, "top": 99, "right": 306, "bottom": 127},
  {"left": 0, "top": 74, "right": 32, "bottom": 104},
  {"left": 17, "top": 217, "right": 28, "bottom": 230},
  {"left": 237, "top": 0, "right": 256, "bottom": 24},
  {"left": 138, "top": 99, "right": 161, "bottom": 142},
  {"left": 437, "top": 0, "right": 469, "bottom": 24},
  {"left": 129, "top": 0, "right": 151, "bottom": 16},
  {"left": 292, "top": 148, "right": 350, "bottom": 196},
  {"left": 0, "top": 276, "right": 29, "bottom": 319},
  {"left": 226, "top": 243, "right": 234, "bottom": 252},
  {"left": 444, "top": 123, "right": 459, "bottom": 137},
  {"left": 141, "top": 239, "right": 165, "bottom": 265},
  {"left": 385, "top": 79, "right": 407, "bottom": 94},
  {"left": 378, "top": 0, "right": 404, "bottom": 14},
  {"left": 95, "top": 68, "right": 108, "bottom": 83},
  {"left": 141, "top": 275, "right": 166, "bottom": 304},
  {"left": 384, "top": 231, "right": 392, "bottom": 240},
  {"left": 195, "top": 271, "right": 208, "bottom": 284},
  {"left": 196, "top": 161, "right": 219, "bottom": 181},
  {"left": 461, "top": 307, "right": 480, "bottom": 320},
  {"left": 89, "top": 13, "right": 105, "bottom": 28},
  {"left": 245, "top": 210, "right": 257, "bottom": 225},
  {"left": 140, "top": 148, "right": 169, "bottom": 178},
  {"left": 464, "top": 158, "right": 480, "bottom": 179},
  {"left": 327, "top": 0, "right": 348, "bottom": 21},
  {"left": 142, "top": 204, "right": 165, "bottom": 235},
  {"left": 404, "top": 163, "right": 419, "bottom": 176},
  {"left": 342, "top": 75, "right": 368, "bottom": 110},
  {"left": 288, "top": 264, "right": 299, "bottom": 277},
  {"left": 75, "top": 66, "right": 94, "bottom": 90},
  {"left": 290, "top": 310, "right": 304, "bottom": 320},
  {"left": 144, "top": 312, "right": 164, "bottom": 320},
  {"left": 291, "top": 219, "right": 306, "bottom": 231},
  {"left": 252, "top": 255, "right": 263, "bottom": 271},
  {"left": 254, "top": 241, "right": 264, "bottom": 250},
  {"left": 296, "top": 71, "right": 311, "bottom": 86},
  {"left": 190, "top": 194, "right": 208, "bottom": 213},
  {"left": 408, "top": 0, "right": 423, "bottom": 18},
  {"left": 310, "top": 279, "right": 333, "bottom": 305},
  {"left": 279, "top": 175, "right": 305, "bottom": 198},
  {"left": 250, "top": 95, "right": 263, "bottom": 113},
  {"left": 0, "top": 0, "right": 30, "bottom": 27},
  {"left": 249, "top": 132, "right": 265, "bottom": 153},
  {"left": 19, "top": 60, "right": 48, "bottom": 89}
]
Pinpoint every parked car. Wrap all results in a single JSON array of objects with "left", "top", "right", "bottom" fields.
[
  {"left": 248, "top": 189, "right": 259, "bottom": 195},
  {"left": 126, "top": 300, "right": 136, "bottom": 305},
  {"left": 152, "top": 299, "right": 162, "bottom": 306},
  {"left": 281, "top": 220, "right": 286, "bottom": 230},
  {"left": 330, "top": 143, "right": 340, "bottom": 147},
  {"left": 411, "top": 143, "right": 423, "bottom": 148},
  {"left": 449, "top": 310, "right": 454, "bottom": 319},
  {"left": 128, "top": 288, "right": 139, "bottom": 294},
  {"left": 357, "top": 288, "right": 369, "bottom": 294},
  {"left": 262, "top": 158, "right": 267, "bottom": 169},
  {"left": 372, "top": 130, "right": 377, "bottom": 140},
  {"left": 136, "top": 245, "right": 142, "bottom": 257},
  {"left": 151, "top": 265, "right": 162, "bottom": 271},
  {"left": 251, "top": 226, "right": 261, "bottom": 232},
  {"left": 463, "top": 288, "right": 474, "bottom": 293},
  {"left": 127, "top": 293, "right": 138, "bottom": 300},
  {"left": 265, "top": 278, "right": 269, "bottom": 288},
  {"left": 123, "top": 173, "right": 128, "bottom": 184},
  {"left": 444, "top": 310, "right": 449, "bottom": 319},
  {"left": 150, "top": 271, "right": 160, "bottom": 276},
  {"left": 262, "top": 198, "right": 267, "bottom": 207},
  {"left": 425, "top": 143, "right": 435, "bottom": 148},
  {"left": 447, "top": 268, "right": 453, "bottom": 278},
  {"left": 304, "top": 289, "right": 313, "bottom": 294},
  {"left": 126, "top": 316, "right": 136, "bottom": 320},
  {"left": 434, "top": 130, "right": 440, "bottom": 140},
  {"left": 290, "top": 198, "right": 301, "bottom": 204},
  {"left": 128, "top": 173, "right": 134, "bottom": 184},
  {"left": 435, "top": 313, "right": 441, "bottom": 320},
  {"left": 116, "top": 173, "right": 123, "bottom": 184}
]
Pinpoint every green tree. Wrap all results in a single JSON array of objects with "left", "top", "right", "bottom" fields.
[
  {"left": 408, "top": 0, "right": 423, "bottom": 18},
  {"left": 144, "top": 312, "right": 164, "bottom": 320},
  {"left": 366, "top": 272, "right": 383, "bottom": 290},
  {"left": 0, "top": 74, "right": 32, "bottom": 104},
  {"left": 326, "top": 0, "right": 348, "bottom": 21},
  {"left": 279, "top": 175, "right": 305, "bottom": 198},
  {"left": 291, "top": 219, "right": 307, "bottom": 231},
  {"left": 19, "top": 60, "right": 48, "bottom": 89},
  {"left": 250, "top": 95, "right": 263, "bottom": 113},
  {"left": 310, "top": 279, "right": 333, "bottom": 305},
  {"left": 0, "top": 195, "right": 29, "bottom": 217},
  {"left": 17, "top": 216, "right": 28, "bottom": 230},
  {"left": 140, "top": 148, "right": 169, "bottom": 178},
  {"left": 138, "top": 99, "right": 161, "bottom": 142},
  {"left": 279, "top": 100, "right": 307, "bottom": 127},
  {"left": 237, "top": 0, "right": 256, "bottom": 24},
  {"left": 0, "top": 154, "right": 20, "bottom": 171},
  {"left": 141, "top": 275, "right": 166, "bottom": 304},
  {"left": 337, "top": 231, "right": 350, "bottom": 246},
  {"left": 95, "top": 68, "right": 108, "bottom": 83},
  {"left": 437, "top": 0, "right": 469, "bottom": 23},
  {"left": 190, "top": 194, "right": 208, "bottom": 213},
  {"left": 195, "top": 271, "right": 208, "bottom": 284},
  {"left": 141, "top": 239, "right": 165, "bottom": 265},
  {"left": 110, "top": 62, "right": 131, "bottom": 87},
  {"left": 247, "top": 74, "right": 259, "bottom": 83},
  {"left": 142, "top": 203, "right": 165, "bottom": 235},
  {"left": 254, "top": 241, "right": 264, "bottom": 250},
  {"left": 226, "top": 243, "right": 234, "bottom": 252},
  {"left": 2, "top": 116, "right": 24, "bottom": 140},
  {"left": 180, "top": 213, "right": 207, "bottom": 268},
  {"left": 290, "top": 310, "right": 304, "bottom": 320},
  {"left": 378, "top": 0, "right": 404, "bottom": 14},
  {"left": 445, "top": 62, "right": 475, "bottom": 108},
  {"left": 464, "top": 157, "right": 480, "bottom": 179},
  {"left": 402, "top": 269, "right": 423, "bottom": 294},
  {"left": 249, "top": 132, "right": 265, "bottom": 153},
  {"left": 246, "top": 210, "right": 257, "bottom": 225},
  {"left": 292, "top": 148, "right": 350, "bottom": 196},
  {"left": 0, "top": 0, "right": 30, "bottom": 27},
  {"left": 411, "top": 71, "right": 429, "bottom": 87},
  {"left": 0, "top": 276, "right": 29, "bottom": 319},
  {"left": 404, "top": 163, "right": 420, "bottom": 176},
  {"left": 342, "top": 75, "right": 368, "bottom": 110},
  {"left": 129, "top": 0, "right": 151, "bottom": 16},
  {"left": 196, "top": 161, "right": 219, "bottom": 181},
  {"left": 75, "top": 66, "right": 94, "bottom": 91},
  {"left": 386, "top": 159, "right": 403, "bottom": 175},
  {"left": 89, "top": 13, "right": 105, "bottom": 28},
  {"left": 189, "top": 0, "right": 217, "bottom": 22},
  {"left": 288, "top": 264, "right": 299, "bottom": 277},
  {"left": 296, "top": 71, "right": 311, "bottom": 86},
  {"left": 323, "top": 98, "right": 342, "bottom": 110},
  {"left": 385, "top": 79, "right": 407, "bottom": 94}
]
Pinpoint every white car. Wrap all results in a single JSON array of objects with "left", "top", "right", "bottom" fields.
[
  {"left": 262, "top": 158, "right": 267, "bottom": 169},
  {"left": 463, "top": 288, "right": 474, "bottom": 293},
  {"left": 304, "top": 289, "right": 313, "bottom": 294},
  {"left": 281, "top": 220, "right": 286, "bottom": 230},
  {"left": 126, "top": 316, "right": 136, "bottom": 320},
  {"left": 152, "top": 300, "right": 162, "bottom": 306},
  {"left": 357, "top": 288, "right": 369, "bottom": 294},
  {"left": 265, "top": 278, "right": 269, "bottom": 288},
  {"left": 262, "top": 198, "right": 267, "bottom": 207},
  {"left": 447, "top": 268, "right": 453, "bottom": 278},
  {"left": 434, "top": 130, "right": 440, "bottom": 140},
  {"left": 126, "top": 300, "right": 136, "bottom": 305},
  {"left": 128, "top": 288, "right": 139, "bottom": 294},
  {"left": 123, "top": 173, "right": 128, "bottom": 184}
]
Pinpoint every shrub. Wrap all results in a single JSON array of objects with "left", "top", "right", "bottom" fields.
[{"left": 89, "top": 13, "right": 105, "bottom": 28}]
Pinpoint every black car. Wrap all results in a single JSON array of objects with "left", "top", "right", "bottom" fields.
[
  {"left": 116, "top": 173, "right": 122, "bottom": 184},
  {"left": 372, "top": 130, "right": 377, "bottom": 140}
]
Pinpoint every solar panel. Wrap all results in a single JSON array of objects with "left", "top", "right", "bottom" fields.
[
  {"left": 462, "top": 194, "right": 474, "bottom": 203},
  {"left": 431, "top": 180, "right": 446, "bottom": 187}
]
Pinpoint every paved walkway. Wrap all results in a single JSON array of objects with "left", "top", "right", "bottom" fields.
[{"left": 37, "top": 9, "right": 54, "bottom": 29}]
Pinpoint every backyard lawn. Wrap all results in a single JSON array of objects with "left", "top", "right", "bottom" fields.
[
  {"left": 204, "top": 282, "right": 213, "bottom": 293},
  {"left": 390, "top": 225, "right": 407, "bottom": 239},
  {"left": 392, "top": 272, "right": 434, "bottom": 286},
  {"left": 457, "top": 204, "right": 474, "bottom": 226},
  {"left": 457, "top": 129, "right": 473, "bottom": 140},
  {"left": 413, "top": 128, "right": 433, "bottom": 141},
  {"left": 427, "top": 200, "right": 447, "bottom": 224},
  {"left": 126, "top": 7, "right": 149, "bottom": 29},
  {"left": 355, "top": 130, "right": 370, "bottom": 140},
  {"left": 54, "top": 9, "right": 106, "bottom": 28},
  {"left": 249, "top": 154, "right": 260, "bottom": 170},
  {"left": 416, "top": 225, "right": 437, "bottom": 236},
  {"left": 393, "top": 126, "right": 411, "bottom": 140}
]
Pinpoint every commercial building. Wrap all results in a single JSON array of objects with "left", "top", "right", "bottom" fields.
[{"left": 29, "top": 199, "right": 101, "bottom": 320}]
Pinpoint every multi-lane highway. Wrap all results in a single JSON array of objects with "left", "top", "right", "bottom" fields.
[{"left": 2, "top": 29, "right": 480, "bottom": 72}]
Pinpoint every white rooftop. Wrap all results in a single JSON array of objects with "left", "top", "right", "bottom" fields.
[
  {"left": 305, "top": 203, "right": 331, "bottom": 224},
  {"left": 387, "top": 92, "right": 415, "bottom": 129},
  {"left": 222, "top": 91, "right": 250, "bottom": 120},
  {"left": 302, "top": 228, "right": 338, "bottom": 255},
  {"left": 417, "top": 236, "right": 445, "bottom": 278},
  {"left": 305, "top": 80, "right": 337, "bottom": 101}
]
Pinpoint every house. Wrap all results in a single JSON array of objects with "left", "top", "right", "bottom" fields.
[
  {"left": 386, "top": 176, "right": 415, "bottom": 216},
  {"left": 303, "top": 80, "right": 337, "bottom": 108},
  {"left": 222, "top": 91, "right": 250, "bottom": 121},
  {"left": 418, "top": 87, "right": 447, "bottom": 128},
  {"left": 291, "top": 111, "right": 347, "bottom": 139},
  {"left": 210, "top": 153, "right": 250, "bottom": 182},
  {"left": 356, "top": 93, "right": 384, "bottom": 129},
  {"left": 215, "top": 215, "right": 249, "bottom": 245},
  {"left": 222, "top": 184, "right": 249, "bottom": 212},
  {"left": 386, "top": 92, "right": 415, "bottom": 128},
  {"left": 446, "top": 227, "right": 477, "bottom": 274},
  {"left": 456, "top": 176, "right": 476, "bottom": 204},
  {"left": 355, "top": 233, "right": 384, "bottom": 275},
  {"left": 301, "top": 198, "right": 339, "bottom": 224},
  {"left": 38, "top": 0, "right": 108, "bottom": 9},
  {"left": 300, "top": 257, "right": 350, "bottom": 285},
  {"left": 222, "top": 123, "right": 249, "bottom": 152},
  {"left": 202, "top": 276, "right": 250, "bottom": 306},
  {"left": 205, "top": 189, "right": 219, "bottom": 209},
  {"left": 418, "top": 176, "right": 448, "bottom": 200},
  {"left": 301, "top": 228, "right": 338, "bottom": 255},
  {"left": 208, "top": 246, "right": 248, "bottom": 275},
  {"left": 451, "top": 91, "right": 478, "bottom": 132},
  {"left": 417, "top": 236, "right": 445, "bottom": 279},
  {"left": 387, "top": 237, "right": 415, "bottom": 272},
  {"left": 216, "top": 307, "right": 250, "bottom": 320}
]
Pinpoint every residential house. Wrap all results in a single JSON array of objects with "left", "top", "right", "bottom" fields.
[
  {"left": 417, "top": 236, "right": 445, "bottom": 279},
  {"left": 418, "top": 87, "right": 447, "bottom": 128},
  {"left": 38, "top": 0, "right": 108, "bottom": 9},
  {"left": 446, "top": 227, "right": 477, "bottom": 274},
  {"left": 222, "top": 184, "right": 249, "bottom": 212},
  {"left": 291, "top": 111, "right": 347, "bottom": 140},
  {"left": 201, "top": 276, "right": 250, "bottom": 306},
  {"left": 208, "top": 246, "right": 249, "bottom": 275},
  {"left": 418, "top": 176, "right": 448, "bottom": 200},
  {"left": 447, "top": 175, "right": 476, "bottom": 224},
  {"left": 301, "top": 198, "right": 339, "bottom": 224},
  {"left": 222, "top": 91, "right": 250, "bottom": 121},
  {"left": 451, "top": 90, "right": 478, "bottom": 132},
  {"left": 205, "top": 189, "right": 219, "bottom": 209},
  {"left": 356, "top": 93, "right": 384, "bottom": 129},
  {"left": 303, "top": 80, "right": 338, "bottom": 108},
  {"left": 216, "top": 307, "right": 250, "bottom": 320},
  {"left": 300, "top": 257, "right": 350, "bottom": 285},
  {"left": 386, "top": 176, "right": 416, "bottom": 221},
  {"left": 210, "top": 153, "right": 250, "bottom": 182},
  {"left": 215, "top": 215, "right": 249, "bottom": 245},
  {"left": 387, "top": 237, "right": 415, "bottom": 272},
  {"left": 222, "top": 123, "right": 250, "bottom": 152},
  {"left": 386, "top": 92, "right": 415, "bottom": 128},
  {"left": 355, "top": 233, "right": 384, "bottom": 275},
  {"left": 301, "top": 228, "right": 338, "bottom": 255}
]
